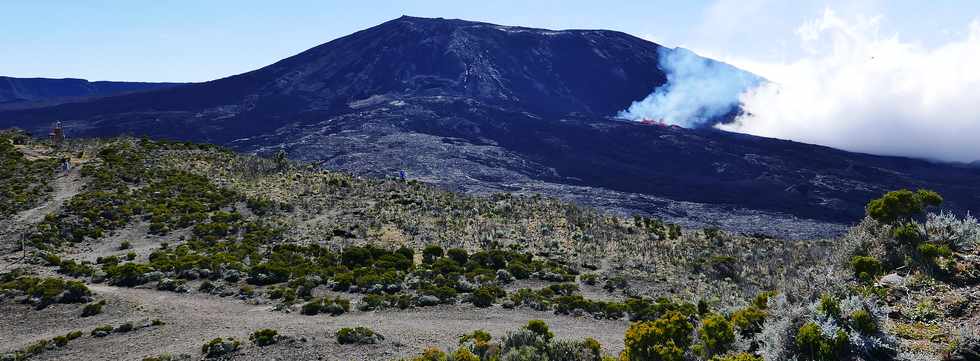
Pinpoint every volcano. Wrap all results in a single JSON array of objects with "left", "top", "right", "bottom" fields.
[{"left": 2, "top": 16, "right": 978, "bottom": 238}]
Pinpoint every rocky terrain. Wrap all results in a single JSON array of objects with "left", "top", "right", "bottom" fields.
[
  {"left": 4, "top": 17, "right": 979, "bottom": 239},
  {"left": 1, "top": 133, "right": 979, "bottom": 361}
]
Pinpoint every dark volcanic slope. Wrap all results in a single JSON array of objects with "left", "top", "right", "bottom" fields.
[
  {"left": 0, "top": 76, "right": 182, "bottom": 110},
  {"left": 2, "top": 16, "right": 978, "bottom": 237}
]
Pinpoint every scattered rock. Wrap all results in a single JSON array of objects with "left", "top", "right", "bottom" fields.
[
  {"left": 455, "top": 280, "right": 476, "bottom": 293},
  {"left": 222, "top": 269, "right": 241, "bottom": 282},
  {"left": 367, "top": 284, "right": 385, "bottom": 294},
  {"left": 496, "top": 269, "right": 514, "bottom": 284},
  {"left": 878, "top": 273, "right": 905, "bottom": 287},
  {"left": 541, "top": 272, "right": 565, "bottom": 282},
  {"left": 157, "top": 278, "right": 179, "bottom": 292},
  {"left": 143, "top": 271, "right": 165, "bottom": 282},
  {"left": 179, "top": 269, "right": 200, "bottom": 280},
  {"left": 418, "top": 295, "right": 440, "bottom": 307},
  {"left": 951, "top": 337, "right": 980, "bottom": 361},
  {"left": 91, "top": 270, "right": 108, "bottom": 284}
]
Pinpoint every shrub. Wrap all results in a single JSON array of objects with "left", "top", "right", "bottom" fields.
[
  {"left": 916, "top": 242, "right": 951, "bottom": 259},
  {"left": 580, "top": 273, "right": 598, "bottom": 285},
  {"left": 423, "top": 245, "right": 445, "bottom": 264},
  {"left": 250, "top": 328, "right": 278, "bottom": 346},
  {"left": 336, "top": 326, "right": 381, "bottom": 345},
  {"left": 412, "top": 347, "right": 449, "bottom": 361},
  {"left": 850, "top": 256, "right": 883, "bottom": 282},
  {"left": 201, "top": 337, "right": 240, "bottom": 358},
  {"left": 120, "top": 241, "right": 132, "bottom": 250},
  {"left": 818, "top": 294, "right": 841, "bottom": 320},
  {"left": 698, "top": 313, "right": 735, "bottom": 357},
  {"left": 507, "top": 261, "right": 531, "bottom": 280},
  {"left": 849, "top": 309, "right": 878, "bottom": 335},
  {"left": 446, "top": 248, "right": 469, "bottom": 265},
  {"left": 81, "top": 300, "right": 106, "bottom": 317},
  {"left": 730, "top": 307, "right": 767, "bottom": 337},
  {"left": 451, "top": 348, "right": 480, "bottom": 361},
  {"left": 622, "top": 311, "right": 693, "bottom": 361},
  {"left": 524, "top": 320, "right": 554, "bottom": 342},
  {"left": 795, "top": 322, "right": 847, "bottom": 361},
  {"left": 91, "top": 325, "right": 113, "bottom": 337},
  {"left": 471, "top": 286, "right": 499, "bottom": 308},
  {"left": 893, "top": 223, "right": 922, "bottom": 245},
  {"left": 115, "top": 322, "right": 134, "bottom": 333},
  {"left": 866, "top": 189, "right": 942, "bottom": 225}
]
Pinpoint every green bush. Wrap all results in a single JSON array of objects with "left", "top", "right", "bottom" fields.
[
  {"left": 817, "top": 294, "right": 841, "bottom": 320},
  {"left": 524, "top": 320, "right": 554, "bottom": 342},
  {"left": 115, "top": 322, "right": 134, "bottom": 333},
  {"left": 730, "top": 307, "right": 767, "bottom": 337},
  {"left": 302, "top": 297, "right": 350, "bottom": 315},
  {"left": 422, "top": 245, "right": 444, "bottom": 264},
  {"left": 622, "top": 311, "right": 693, "bottom": 361},
  {"left": 698, "top": 313, "right": 735, "bottom": 357},
  {"left": 201, "top": 337, "right": 240, "bottom": 358},
  {"left": 471, "top": 286, "right": 497, "bottom": 308},
  {"left": 81, "top": 300, "right": 106, "bottom": 317},
  {"left": 250, "top": 328, "right": 278, "bottom": 346},
  {"left": 795, "top": 322, "right": 848, "bottom": 361},
  {"left": 0, "top": 276, "right": 91, "bottom": 307},
  {"left": 850, "top": 256, "right": 883, "bottom": 282},
  {"left": 91, "top": 325, "right": 113, "bottom": 336},
  {"left": 446, "top": 248, "right": 468, "bottom": 265},
  {"left": 917, "top": 242, "right": 951, "bottom": 259},
  {"left": 849, "top": 309, "right": 878, "bottom": 335},
  {"left": 336, "top": 326, "right": 381, "bottom": 345},
  {"left": 866, "top": 189, "right": 942, "bottom": 224}
]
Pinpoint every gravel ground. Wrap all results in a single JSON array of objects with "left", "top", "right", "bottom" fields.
[{"left": 1, "top": 284, "right": 628, "bottom": 361}]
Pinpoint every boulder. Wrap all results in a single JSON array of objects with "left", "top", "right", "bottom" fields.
[
  {"left": 878, "top": 273, "right": 905, "bottom": 287},
  {"left": 418, "top": 295, "right": 440, "bottom": 306},
  {"left": 221, "top": 269, "right": 241, "bottom": 282},
  {"left": 143, "top": 271, "right": 165, "bottom": 282},
  {"left": 179, "top": 269, "right": 200, "bottom": 280}
]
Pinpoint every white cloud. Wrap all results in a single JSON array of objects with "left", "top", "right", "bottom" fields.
[{"left": 719, "top": 9, "right": 980, "bottom": 163}]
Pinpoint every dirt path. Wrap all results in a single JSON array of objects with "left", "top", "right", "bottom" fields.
[
  {"left": 0, "top": 166, "right": 83, "bottom": 268},
  {"left": 1, "top": 284, "right": 628, "bottom": 360}
]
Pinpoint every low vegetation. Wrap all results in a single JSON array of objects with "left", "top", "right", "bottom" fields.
[
  {"left": 3, "top": 134, "right": 978, "bottom": 360},
  {"left": 0, "top": 130, "right": 57, "bottom": 218},
  {"left": 336, "top": 326, "right": 383, "bottom": 345}
]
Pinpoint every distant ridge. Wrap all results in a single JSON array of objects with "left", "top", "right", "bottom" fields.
[{"left": 0, "top": 76, "right": 183, "bottom": 110}]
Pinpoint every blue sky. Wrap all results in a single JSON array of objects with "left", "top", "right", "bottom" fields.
[{"left": 2, "top": 0, "right": 977, "bottom": 82}]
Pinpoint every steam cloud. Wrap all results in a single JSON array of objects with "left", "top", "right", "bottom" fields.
[
  {"left": 721, "top": 11, "right": 980, "bottom": 163},
  {"left": 618, "top": 47, "right": 762, "bottom": 128}
]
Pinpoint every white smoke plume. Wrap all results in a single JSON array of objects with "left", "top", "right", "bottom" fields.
[
  {"left": 617, "top": 47, "right": 762, "bottom": 128},
  {"left": 720, "top": 10, "right": 980, "bottom": 163}
]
